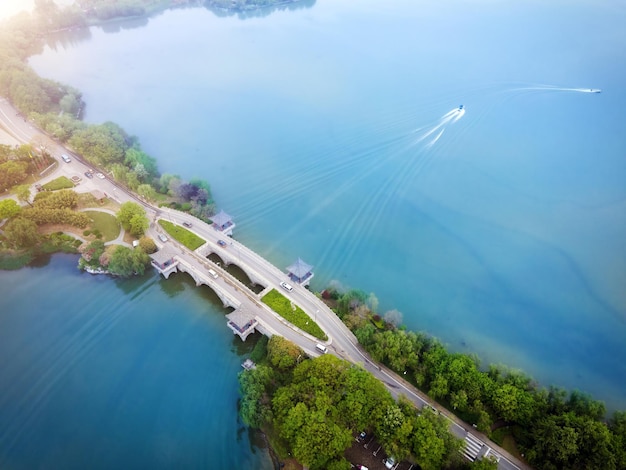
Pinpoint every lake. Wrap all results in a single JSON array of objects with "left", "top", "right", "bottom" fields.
[
  {"left": 2, "top": 0, "right": 626, "bottom": 466},
  {"left": 0, "top": 255, "right": 273, "bottom": 469}
]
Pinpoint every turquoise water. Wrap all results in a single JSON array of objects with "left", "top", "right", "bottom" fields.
[
  {"left": 0, "top": 255, "right": 273, "bottom": 469},
  {"left": 5, "top": 0, "right": 624, "bottom": 456}
]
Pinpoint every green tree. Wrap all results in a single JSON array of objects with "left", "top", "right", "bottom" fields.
[
  {"left": 0, "top": 198, "right": 21, "bottom": 219},
  {"left": 609, "top": 411, "right": 626, "bottom": 469},
  {"left": 107, "top": 246, "right": 149, "bottom": 277},
  {"left": 469, "top": 456, "right": 499, "bottom": 470},
  {"left": 12, "top": 184, "right": 32, "bottom": 207},
  {"left": 129, "top": 213, "right": 148, "bottom": 237},
  {"left": 138, "top": 236, "right": 157, "bottom": 254},
  {"left": 69, "top": 122, "right": 130, "bottom": 167},
  {"left": 117, "top": 202, "right": 148, "bottom": 236},
  {"left": 238, "top": 365, "right": 273, "bottom": 428},
  {"left": 3, "top": 217, "right": 39, "bottom": 248},
  {"left": 0, "top": 160, "right": 28, "bottom": 191},
  {"left": 125, "top": 146, "right": 158, "bottom": 180},
  {"left": 137, "top": 183, "right": 158, "bottom": 202},
  {"left": 267, "top": 335, "right": 304, "bottom": 371}
]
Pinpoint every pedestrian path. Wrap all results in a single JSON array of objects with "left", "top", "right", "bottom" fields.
[{"left": 463, "top": 433, "right": 485, "bottom": 461}]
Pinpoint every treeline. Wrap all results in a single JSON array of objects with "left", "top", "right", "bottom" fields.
[
  {"left": 207, "top": 0, "right": 302, "bottom": 10},
  {"left": 0, "top": 2, "right": 217, "bottom": 221},
  {"left": 327, "top": 288, "right": 626, "bottom": 470},
  {"left": 1, "top": 189, "right": 90, "bottom": 251},
  {"left": 0, "top": 144, "right": 54, "bottom": 192},
  {"left": 239, "top": 336, "right": 493, "bottom": 470}
]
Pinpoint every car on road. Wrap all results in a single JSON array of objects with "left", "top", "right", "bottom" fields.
[
  {"left": 280, "top": 281, "right": 293, "bottom": 292},
  {"left": 182, "top": 222, "right": 192, "bottom": 228},
  {"left": 217, "top": 239, "right": 227, "bottom": 247},
  {"left": 95, "top": 172, "right": 105, "bottom": 179},
  {"left": 158, "top": 234, "right": 168, "bottom": 242},
  {"left": 61, "top": 154, "right": 71, "bottom": 163},
  {"left": 208, "top": 268, "right": 218, "bottom": 279},
  {"left": 84, "top": 171, "right": 93, "bottom": 178}
]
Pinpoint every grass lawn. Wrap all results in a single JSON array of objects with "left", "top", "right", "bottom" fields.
[
  {"left": 41, "top": 176, "right": 74, "bottom": 191},
  {"left": 83, "top": 210, "right": 121, "bottom": 242},
  {"left": 159, "top": 219, "right": 206, "bottom": 250},
  {"left": 262, "top": 289, "right": 327, "bottom": 341},
  {"left": 490, "top": 427, "right": 523, "bottom": 460}
]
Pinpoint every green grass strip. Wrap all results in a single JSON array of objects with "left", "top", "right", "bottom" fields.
[
  {"left": 262, "top": 289, "right": 327, "bottom": 341},
  {"left": 158, "top": 219, "right": 206, "bottom": 250},
  {"left": 41, "top": 176, "right": 74, "bottom": 191},
  {"left": 83, "top": 211, "right": 120, "bottom": 242}
]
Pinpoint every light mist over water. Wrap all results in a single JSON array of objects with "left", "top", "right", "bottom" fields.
[{"left": 22, "top": 0, "right": 626, "bottom": 414}]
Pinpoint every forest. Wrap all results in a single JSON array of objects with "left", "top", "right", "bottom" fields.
[{"left": 323, "top": 287, "right": 626, "bottom": 470}]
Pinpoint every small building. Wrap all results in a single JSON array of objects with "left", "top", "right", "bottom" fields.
[
  {"left": 211, "top": 209, "right": 235, "bottom": 236},
  {"left": 90, "top": 189, "right": 107, "bottom": 204},
  {"left": 149, "top": 245, "right": 179, "bottom": 278},
  {"left": 241, "top": 359, "right": 257, "bottom": 371},
  {"left": 286, "top": 258, "right": 314, "bottom": 287},
  {"left": 226, "top": 307, "right": 257, "bottom": 342}
]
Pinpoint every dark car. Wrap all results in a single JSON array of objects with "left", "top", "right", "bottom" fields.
[
  {"left": 84, "top": 171, "right": 94, "bottom": 178},
  {"left": 217, "top": 240, "right": 227, "bottom": 247},
  {"left": 183, "top": 222, "right": 192, "bottom": 228}
]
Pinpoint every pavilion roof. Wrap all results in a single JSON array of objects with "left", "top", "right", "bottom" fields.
[
  {"left": 150, "top": 245, "right": 177, "bottom": 264},
  {"left": 211, "top": 210, "right": 232, "bottom": 227},
  {"left": 286, "top": 258, "right": 313, "bottom": 278}
]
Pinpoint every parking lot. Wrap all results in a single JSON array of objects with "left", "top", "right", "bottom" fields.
[{"left": 345, "top": 433, "right": 416, "bottom": 470}]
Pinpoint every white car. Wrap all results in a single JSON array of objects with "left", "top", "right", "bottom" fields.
[
  {"left": 280, "top": 281, "right": 293, "bottom": 292},
  {"left": 384, "top": 457, "right": 396, "bottom": 469},
  {"left": 61, "top": 154, "right": 71, "bottom": 163},
  {"left": 95, "top": 172, "right": 105, "bottom": 179}
]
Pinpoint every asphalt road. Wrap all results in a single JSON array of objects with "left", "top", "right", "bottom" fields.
[{"left": 0, "top": 98, "right": 529, "bottom": 470}]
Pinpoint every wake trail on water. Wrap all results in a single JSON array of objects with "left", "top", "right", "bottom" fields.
[
  {"left": 267, "top": 107, "right": 466, "bottom": 266},
  {"left": 325, "top": 107, "right": 466, "bottom": 269}
]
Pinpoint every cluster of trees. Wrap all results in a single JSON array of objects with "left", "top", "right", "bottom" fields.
[
  {"left": 0, "top": 189, "right": 91, "bottom": 249},
  {"left": 0, "top": 144, "right": 52, "bottom": 192},
  {"left": 78, "top": 239, "right": 151, "bottom": 277},
  {"left": 239, "top": 336, "right": 476, "bottom": 470},
  {"left": 329, "top": 289, "right": 626, "bottom": 470},
  {"left": 116, "top": 202, "right": 149, "bottom": 237}
]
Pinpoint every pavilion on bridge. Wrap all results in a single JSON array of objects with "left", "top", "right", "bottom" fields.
[
  {"left": 286, "top": 258, "right": 314, "bottom": 287},
  {"left": 211, "top": 210, "right": 235, "bottom": 236},
  {"left": 150, "top": 245, "right": 179, "bottom": 278},
  {"left": 226, "top": 307, "right": 258, "bottom": 342}
]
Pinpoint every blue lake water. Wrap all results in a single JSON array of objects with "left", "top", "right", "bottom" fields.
[
  {"left": 3, "top": 0, "right": 626, "bottom": 465},
  {"left": 0, "top": 255, "right": 273, "bottom": 469}
]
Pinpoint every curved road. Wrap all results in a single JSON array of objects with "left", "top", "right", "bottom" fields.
[{"left": 0, "top": 97, "right": 529, "bottom": 470}]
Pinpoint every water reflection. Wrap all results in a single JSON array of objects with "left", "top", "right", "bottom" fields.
[{"left": 204, "top": 0, "right": 316, "bottom": 20}]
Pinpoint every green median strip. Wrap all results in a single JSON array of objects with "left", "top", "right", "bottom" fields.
[
  {"left": 261, "top": 289, "right": 327, "bottom": 341},
  {"left": 158, "top": 219, "right": 206, "bottom": 250}
]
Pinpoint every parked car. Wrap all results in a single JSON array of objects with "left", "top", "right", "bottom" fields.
[
  {"left": 384, "top": 456, "right": 396, "bottom": 469},
  {"left": 61, "top": 154, "right": 71, "bottom": 163},
  {"left": 95, "top": 172, "right": 105, "bottom": 179},
  {"left": 84, "top": 171, "right": 93, "bottom": 178}
]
